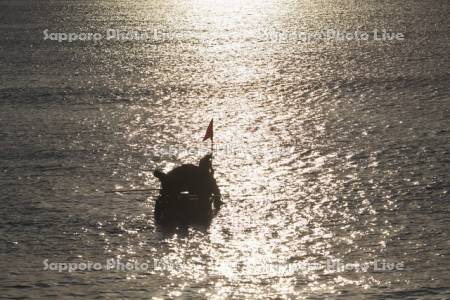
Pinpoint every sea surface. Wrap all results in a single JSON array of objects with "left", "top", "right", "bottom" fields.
[{"left": 1, "top": 0, "right": 450, "bottom": 299}]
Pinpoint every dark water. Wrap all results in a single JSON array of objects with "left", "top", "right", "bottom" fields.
[{"left": 1, "top": 0, "right": 450, "bottom": 298}]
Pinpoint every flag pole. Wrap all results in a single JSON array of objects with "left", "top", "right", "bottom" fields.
[
  {"left": 211, "top": 136, "right": 214, "bottom": 174},
  {"left": 203, "top": 118, "right": 214, "bottom": 170}
]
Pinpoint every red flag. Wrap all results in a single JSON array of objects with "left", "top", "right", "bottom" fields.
[{"left": 203, "top": 119, "right": 213, "bottom": 141}]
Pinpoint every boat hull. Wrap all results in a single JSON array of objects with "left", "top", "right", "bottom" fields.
[{"left": 154, "top": 193, "right": 216, "bottom": 226}]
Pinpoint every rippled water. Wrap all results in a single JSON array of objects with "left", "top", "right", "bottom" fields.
[{"left": 1, "top": 0, "right": 450, "bottom": 299}]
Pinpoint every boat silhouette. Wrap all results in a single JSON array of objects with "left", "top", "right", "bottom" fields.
[{"left": 153, "top": 154, "right": 222, "bottom": 225}]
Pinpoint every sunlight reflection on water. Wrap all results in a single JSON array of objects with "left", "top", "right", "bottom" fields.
[{"left": 1, "top": 0, "right": 449, "bottom": 299}]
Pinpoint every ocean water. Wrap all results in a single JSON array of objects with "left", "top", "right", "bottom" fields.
[{"left": 1, "top": 0, "right": 450, "bottom": 299}]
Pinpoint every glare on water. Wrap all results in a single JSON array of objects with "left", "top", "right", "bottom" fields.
[{"left": 1, "top": 0, "right": 449, "bottom": 299}]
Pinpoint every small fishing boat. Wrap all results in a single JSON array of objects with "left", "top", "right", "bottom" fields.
[
  {"left": 153, "top": 120, "right": 221, "bottom": 226},
  {"left": 153, "top": 151, "right": 222, "bottom": 225}
]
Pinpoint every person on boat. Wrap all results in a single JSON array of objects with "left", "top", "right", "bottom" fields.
[{"left": 153, "top": 154, "right": 221, "bottom": 199}]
